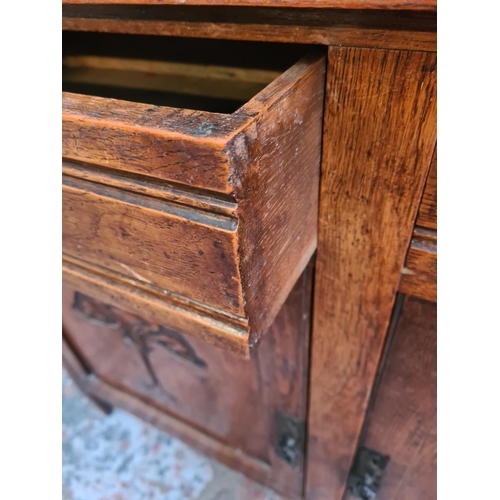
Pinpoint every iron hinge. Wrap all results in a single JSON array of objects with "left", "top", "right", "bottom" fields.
[
  {"left": 346, "top": 447, "right": 389, "bottom": 500},
  {"left": 274, "top": 412, "right": 304, "bottom": 469}
]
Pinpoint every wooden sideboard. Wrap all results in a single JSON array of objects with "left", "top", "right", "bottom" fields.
[{"left": 62, "top": 3, "right": 437, "bottom": 499}]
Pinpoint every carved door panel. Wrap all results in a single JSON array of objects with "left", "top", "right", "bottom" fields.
[{"left": 62, "top": 264, "right": 313, "bottom": 498}]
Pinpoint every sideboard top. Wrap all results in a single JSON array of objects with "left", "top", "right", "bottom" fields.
[{"left": 62, "top": 0, "right": 436, "bottom": 12}]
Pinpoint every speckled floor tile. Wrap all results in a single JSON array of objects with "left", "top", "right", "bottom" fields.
[{"left": 62, "top": 370, "right": 281, "bottom": 500}]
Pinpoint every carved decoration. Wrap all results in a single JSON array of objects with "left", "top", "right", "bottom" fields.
[
  {"left": 72, "top": 292, "right": 207, "bottom": 401},
  {"left": 73, "top": 292, "right": 120, "bottom": 328}
]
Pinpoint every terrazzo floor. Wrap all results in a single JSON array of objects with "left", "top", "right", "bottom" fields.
[{"left": 62, "top": 370, "right": 282, "bottom": 500}]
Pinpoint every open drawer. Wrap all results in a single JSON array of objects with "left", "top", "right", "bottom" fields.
[{"left": 62, "top": 33, "right": 325, "bottom": 356}]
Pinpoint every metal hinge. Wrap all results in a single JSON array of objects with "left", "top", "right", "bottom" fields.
[
  {"left": 346, "top": 447, "right": 389, "bottom": 500},
  {"left": 274, "top": 412, "right": 305, "bottom": 469}
]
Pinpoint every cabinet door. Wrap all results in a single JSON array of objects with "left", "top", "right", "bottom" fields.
[
  {"left": 63, "top": 264, "right": 313, "bottom": 499},
  {"left": 348, "top": 295, "right": 436, "bottom": 500}
]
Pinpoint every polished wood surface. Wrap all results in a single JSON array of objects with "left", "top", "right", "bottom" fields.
[
  {"left": 62, "top": 91, "right": 241, "bottom": 192},
  {"left": 399, "top": 272, "right": 436, "bottom": 303},
  {"left": 405, "top": 234, "right": 437, "bottom": 279},
  {"left": 63, "top": 177, "right": 243, "bottom": 315},
  {"left": 361, "top": 295, "right": 436, "bottom": 500},
  {"left": 62, "top": 36, "right": 325, "bottom": 355},
  {"left": 63, "top": 264, "right": 314, "bottom": 499},
  {"left": 400, "top": 145, "right": 437, "bottom": 302},
  {"left": 306, "top": 46, "right": 437, "bottom": 500},
  {"left": 63, "top": 6, "right": 436, "bottom": 52},
  {"left": 62, "top": 0, "right": 437, "bottom": 11},
  {"left": 400, "top": 232, "right": 437, "bottom": 302},
  {"left": 416, "top": 147, "right": 437, "bottom": 230}
]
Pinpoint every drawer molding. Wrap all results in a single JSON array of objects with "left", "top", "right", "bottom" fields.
[
  {"left": 63, "top": 52, "right": 325, "bottom": 355},
  {"left": 63, "top": 161, "right": 238, "bottom": 216},
  {"left": 399, "top": 231, "right": 437, "bottom": 302},
  {"left": 63, "top": 255, "right": 250, "bottom": 352}
]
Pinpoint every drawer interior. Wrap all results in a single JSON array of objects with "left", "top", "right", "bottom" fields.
[{"left": 62, "top": 32, "right": 310, "bottom": 113}]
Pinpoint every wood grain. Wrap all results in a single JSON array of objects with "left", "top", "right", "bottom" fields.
[
  {"left": 62, "top": 161, "right": 238, "bottom": 217},
  {"left": 305, "top": 47, "right": 437, "bottom": 500},
  {"left": 399, "top": 231, "right": 437, "bottom": 302},
  {"left": 62, "top": 0, "right": 437, "bottom": 12},
  {"left": 64, "top": 54, "right": 281, "bottom": 84},
  {"left": 399, "top": 273, "right": 436, "bottom": 303},
  {"left": 62, "top": 50, "right": 324, "bottom": 354},
  {"left": 256, "top": 258, "right": 314, "bottom": 495},
  {"left": 416, "top": 146, "right": 437, "bottom": 230},
  {"left": 232, "top": 54, "right": 324, "bottom": 349},
  {"left": 62, "top": 6, "right": 436, "bottom": 52},
  {"left": 63, "top": 256, "right": 251, "bottom": 356},
  {"left": 399, "top": 144, "right": 436, "bottom": 302},
  {"left": 63, "top": 55, "right": 280, "bottom": 103},
  {"left": 62, "top": 48, "right": 320, "bottom": 193},
  {"left": 63, "top": 176, "right": 243, "bottom": 315},
  {"left": 361, "top": 295, "right": 436, "bottom": 500},
  {"left": 62, "top": 92, "right": 238, "bottom": 193},
  {"left": 63, "top": 262, "right": 314, "bottom": 498},
  {"left": 404, "top": 235, "right": 437, "bottom": 280}
]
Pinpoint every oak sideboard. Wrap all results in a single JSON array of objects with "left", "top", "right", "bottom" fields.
[{"left": 62, "top": 2, "right": 437, "bottom": 499}]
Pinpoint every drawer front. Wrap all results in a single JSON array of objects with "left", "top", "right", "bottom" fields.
[
  {"left": 62, "top": 93, "right": 236, "bottom": 193},
  {"left": 63, "top": 177, "right": 243, "bottom": 316},
  {"left": 62, "top": 35, "right": 325, "bottom": 355}
]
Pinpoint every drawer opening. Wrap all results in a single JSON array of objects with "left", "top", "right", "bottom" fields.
[
  {"left": 63, "top": 32, "right": 310, "bottom": 114},
  {"left": 62, "top": 33, "right": 325, "bottom": 355}
]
